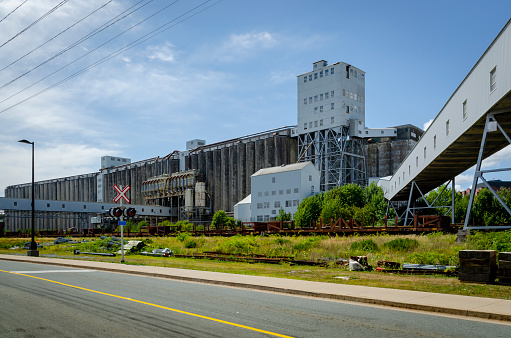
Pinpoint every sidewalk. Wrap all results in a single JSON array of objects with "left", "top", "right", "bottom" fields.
[{"left": 1, "top": 254, "right": 510, "bottom": 322}]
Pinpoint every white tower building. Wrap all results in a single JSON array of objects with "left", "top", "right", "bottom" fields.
[{"left": 297, "top": 60, "right": 393, "bottom": 191}]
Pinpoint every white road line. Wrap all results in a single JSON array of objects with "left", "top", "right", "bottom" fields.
[{"left": 10, "top": 270, "right": 94, "bottom": 274}]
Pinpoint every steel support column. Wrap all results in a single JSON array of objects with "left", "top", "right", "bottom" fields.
[{"left": 463, "top": 113, "right": 511, "bottom": 230}]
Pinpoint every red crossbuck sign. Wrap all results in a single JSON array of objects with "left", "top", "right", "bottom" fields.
[{"left": 113, "top": 184, "right": 130, "bottom": 204}]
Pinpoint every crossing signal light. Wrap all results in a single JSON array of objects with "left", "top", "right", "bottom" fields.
[
  {"left": 124, "top": 207, "right": 137, "bottom": 218},
  {"left": 109, "top": 207, "right": 123, "bottom": 218}
]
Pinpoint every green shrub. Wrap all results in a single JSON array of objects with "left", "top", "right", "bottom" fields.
[
  {"left": 468, "top": 230, "right": 511, "bottom": 252},
  {"left": 274, "top": 236, "right": 291, "bottom": 245},
  {"left": 276, "top": 208, "right": 292, "bottom": 221},
  {"left": 350, "top": 239, "right": 378, "bottom": 253},
  {"left": 215, "top": 235, "right": 259, "bottom": 255},
  {"left": 158, "top": 220, "right": 173, "bottom": 227},
  {"left": 292, "top": 236, "right": 323, "bottom": 252},
  {"left": 175, "top": 220, "right": 194, "bottom": 231},
  {"left": 176, "top": 232, "right": 191, "bottom": 242},
  {"left": 383, "top": 238, "right": 419, "bottom": 251},
  {"left": 184, "top": 239, "right": 197, "bottom": 248},
  {"left": 407, "top": 252, "right": 454, "bottom": 265}
]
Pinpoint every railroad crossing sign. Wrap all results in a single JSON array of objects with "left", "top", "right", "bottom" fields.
[{"left": 113, "top": 184, "right": 130, "bottom": 204}]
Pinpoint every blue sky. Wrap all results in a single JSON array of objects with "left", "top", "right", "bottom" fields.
[{"left": 1, "top": 0, "right": 511, "bottom": 196}]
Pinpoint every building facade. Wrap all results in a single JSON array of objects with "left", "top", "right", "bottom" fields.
[{"left": 250, "top": 162, "right": 320, "bottom": 222}]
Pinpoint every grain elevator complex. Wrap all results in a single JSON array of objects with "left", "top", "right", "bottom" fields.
[{"left": 3, "top": 60, "right": 422, "bottom": 231}]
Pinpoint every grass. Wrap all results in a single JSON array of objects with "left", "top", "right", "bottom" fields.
[{"left": 1, "top": 232, "right": 510, "bottom": 300}]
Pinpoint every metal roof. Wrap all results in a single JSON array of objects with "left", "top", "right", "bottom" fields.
[{"left": 251, "top": 162, "right": 312, "bottom": 177}]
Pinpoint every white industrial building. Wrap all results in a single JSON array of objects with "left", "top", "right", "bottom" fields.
[
  {"left": 249, "top": 162, "right": 320, "bottom": 222},
  {"left": 233, "top": 194, "right": 251, "bottom": 222},
  {"left": 297, "top": 60, "right": 395, "bottom": 191}
]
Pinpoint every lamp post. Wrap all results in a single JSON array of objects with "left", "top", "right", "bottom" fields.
[{"left": 18, "top": 139, "right": 38, "bottom": 257}]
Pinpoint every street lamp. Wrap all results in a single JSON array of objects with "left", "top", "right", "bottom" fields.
[{"left": 18, "top": 139, "right": 38, "bottom": 257}]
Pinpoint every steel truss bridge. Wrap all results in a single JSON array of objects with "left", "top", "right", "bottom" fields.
[{"left": 378, "top": 18, "right": 511, "bottom": 230}]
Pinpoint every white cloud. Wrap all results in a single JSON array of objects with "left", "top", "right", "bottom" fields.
[
  {"left": 269, "top": 70, "right": 295, "bottom": 84},
  {"left": 200, "top": 31, "right": 278, "bottom": 63},
  {"left": 229, "top": 32, "right": 275, "bottom": 50},
  {"left": 423, "top": 118, "right": 433, "bottom": 131},
  {"left": 481, "top": 145, "right": 511, "bottom": 169},
  {"left": 147, "top": 43, "right": 176, "bottom": 63}
]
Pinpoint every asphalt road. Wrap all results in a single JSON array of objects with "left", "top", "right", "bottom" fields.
[{"left": 1, "top": 260, "right": 510, "bottom": 337}]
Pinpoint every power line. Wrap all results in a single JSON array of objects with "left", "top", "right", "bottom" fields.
[
  {"left": 0, "top": 0, "right": 223, "bottom": 114},
  {"left": 0, "top": 0, "right": 115, "bottom": 72},
  {"left": 0, "top": 0, "right": 29, "bottom": 24},
  {"left": 0, "top": 0, "right": 156, "bottom": 91},
  {"left": 0, "top": 0, "right": 69, "bottom": 49}
]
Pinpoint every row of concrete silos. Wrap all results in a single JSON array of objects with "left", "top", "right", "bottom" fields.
[
  {"left": 5, "top": 174, "right": 98, "bottom": 231},
  {"left": 4, "top": 129, "right": 299, "bottom": 229},
  {"left": 187, "top": 134, "right": 298, "bottom": 212},
  {"left": 365, "top": 139, "right": 418, "bottom": 179}
]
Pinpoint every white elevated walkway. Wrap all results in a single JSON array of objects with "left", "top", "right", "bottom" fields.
[{"left": 379, "top": 19, "right": 511, "bottom": 204}]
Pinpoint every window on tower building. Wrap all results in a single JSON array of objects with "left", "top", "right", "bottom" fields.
[
  {"left": 320, "top": 119, "right": 323, "bottom": 126},
  {"left": 325, "top": 92, "right": 329, "bottom": 99},
  {"left": 320, "top": 71, "right": 323, "bottom": 77},
  {"left": 309, "top": 75, "right": 312, "bottom": 81},
  {"left": 346, "top": 106, "right": 350, "bottom": 114},
  {"left": 314, "top": 73, "right": 318, "bottom": 79},
  {"left": 331, "top": 91, "right": 334, "bottom": 97},
  {"left": 314, "top": 95, "right": 318, "bottom": 102},
  {"left": 331, "top": 67, "right": 334, "bottom": 74},
  {"left": 314, "top": 107, "right": 318, "bottom": 114},
  {"left": 304, "top": 98, "right": 307, "bottom": 105},
  {"left": 304, "top": 76, "right": 307, "bottom": 83},
  {"left": 304, "top": 123, "right": 307, "bottom": 130},
  {"left": 320, "top": 106, "right": 323, "bottom": 112},
  {"left": 320, "top": 94, "right": 323, "bottom": 100},
  {"left": 331, "top": 103, "right": 334, "bottom": 110},
  {"left": 314, "top": 121, "right": 318, "bottom": 127},
  {"left": 309, "top": 97, "right": 312, "bottom": 104},
  {"left": 331, "top": 117, "right": 335, "bottom": 124},
  {"left": 325, "top": 69, "right": 329, "bottom": 76}
]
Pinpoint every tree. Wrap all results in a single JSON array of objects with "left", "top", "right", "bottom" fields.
[
  {"left": 293, "top": 193, "right": 324, "bottom": 227},
  {"left": 320, "top": 198, "right": 352, "bottom": 223},
  {"left": 324, "top": 183, "right": 365, "bottom": 208},
  {"left": 211, "top": 210, "right": 229, "bottom": 228},
  {"left": 473, "top": 188, "right": 511, "bottom": 226},
  {"left": 364, "top": 182, "right": 391, "bottom": 219},
  {"left": 276, "top": 207, "right": 291, "bottom": 221},
  {"left": 424, "top": 185, "right": 467, "bottom": 222}
]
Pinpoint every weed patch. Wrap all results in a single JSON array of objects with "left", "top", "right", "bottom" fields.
[
  {"left": 383, "top": 238, "right": 419, "bottom": 251},
  {"left": 468, "top": 230, "right": 511, "bottom": 252},
  {"left": 350, "top": 239, "right": 378, "bottom": 253}
]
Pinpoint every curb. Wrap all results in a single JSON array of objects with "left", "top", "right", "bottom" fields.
[{"left": 1, "top": 255, "right": 510, "bottom": 322}]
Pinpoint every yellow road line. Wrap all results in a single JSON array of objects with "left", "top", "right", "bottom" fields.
[{"left": 0, "top": 269, "right": 293, "bottom": 338}]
